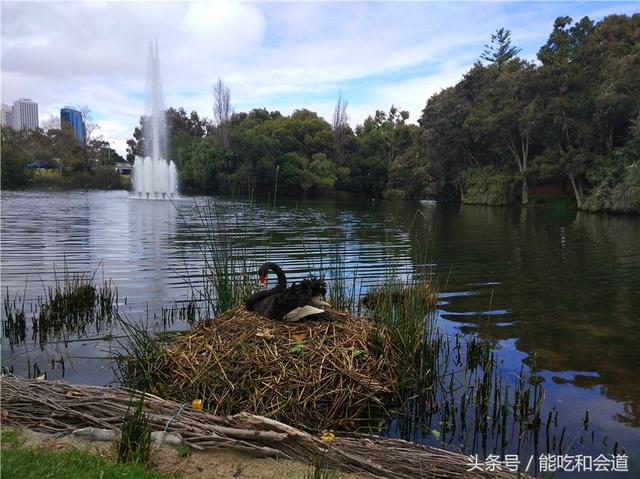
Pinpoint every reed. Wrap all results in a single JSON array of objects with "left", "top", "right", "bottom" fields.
[
  {"left": 117, "top": 392, "right": 152, "bottom": 464},
  {"left": 2, "top": 377, "right": 526, "bottom": 479},
  {"left": 114, "top": 314, "right": 166, "bottom": 392},
  {"left": 176, "top": 198, "right": 259, "bottom": 317},
  {"left": 324, "top": 233, "right": 359, "bottom": 313},
  {"left": 362, "top": 278, "right": 438, "bottom": 397},
  {"left": 306, "top": 453, "right": 340, "bottom": 479},
  {"left": 2, "top": 288, "right": 27, "bottom": 348},
  {"left": 2, "top": 268, "right": 117, "bottom": 349}
]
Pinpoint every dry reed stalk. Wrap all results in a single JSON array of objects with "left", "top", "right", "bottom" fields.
[
  {"left": 119, "top": 306, "right": 398, "bottom": 430},
  {"left": 1, "top": 377, "right": 526, "bottom": 479}
]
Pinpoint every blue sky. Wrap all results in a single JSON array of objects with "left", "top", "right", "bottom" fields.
[{"left": 2, "top": 1, "right": 638, "bottom": 155}]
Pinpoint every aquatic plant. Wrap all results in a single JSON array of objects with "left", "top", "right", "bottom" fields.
[
  {"left": 2, "top": 268, "right": 118, "bottom": 349},
  {"left": 33, "top": 272, "right": 117, "bottom": 345},
  {"left": 2, "top": 289, "right": 27, "bottom": 348},
  {"left": 363, "top": 278, "right": 438, "bottom": 397}
]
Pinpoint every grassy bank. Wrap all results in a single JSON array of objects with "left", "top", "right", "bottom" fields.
[
  {"left": 26, "top": 168, "right": 130, "bottom": 190},
  {"left": 1, "top": 429, "right": 173, "bottom": 479}
]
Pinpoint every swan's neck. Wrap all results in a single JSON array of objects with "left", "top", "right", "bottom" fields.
[{"left": 266, "top": 262, "right": 287, "bottom": 289}]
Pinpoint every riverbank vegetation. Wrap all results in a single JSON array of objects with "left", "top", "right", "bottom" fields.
[
  {"left": 1, "top": 125, "right": 127, "bottom": 190},
  {"left": 123, "top": 14, "right": 639, "bottom": 213}
]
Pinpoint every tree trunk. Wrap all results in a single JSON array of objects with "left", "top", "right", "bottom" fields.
[
  {"left": 608, "top": 127, "right": 614, "bottom": 154},
  {"left": 506, "top": 140, "right": 529, "bottom": 205},
  {"left": 520, "top": 138, "right": 529, "bottom": 206},
  {"left": 568, "top": 172, "right": 583, "bottom": 209}
]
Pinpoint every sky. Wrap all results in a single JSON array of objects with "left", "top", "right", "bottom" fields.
[{"left": 2, "top": 1, "right": 638, "bottom": 156}]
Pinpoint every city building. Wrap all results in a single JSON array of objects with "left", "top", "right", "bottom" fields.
[
  {"left": 60, "top": 106, "right": 85, "bottom": 143},
  {"left": 12, "top": 98, "right": 39, "bottom": 131},
  {"left": 1, "top": 103, "right": 13, "bottom": 127}
]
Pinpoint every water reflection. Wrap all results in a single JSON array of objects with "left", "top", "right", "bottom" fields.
[{"left": 425, "top": 205, "right": 640, "bottom": 437}]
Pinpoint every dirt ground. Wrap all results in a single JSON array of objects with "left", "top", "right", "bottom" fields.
[{"left": 2, "top": 426, "right": 368, "bottom": 479}]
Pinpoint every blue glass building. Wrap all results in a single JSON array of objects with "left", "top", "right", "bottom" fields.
[{"left": 60, "top": 107, "right": 84, "bottom": 143}]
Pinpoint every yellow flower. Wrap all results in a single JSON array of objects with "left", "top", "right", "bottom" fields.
[
  {"left": 320, "top": 432, "right": 335, "bottom": 442},
  {"left": 191, "top": 399, "right": 203, "bottom": 410}
]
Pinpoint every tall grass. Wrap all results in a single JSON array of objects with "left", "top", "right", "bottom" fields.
[
  {"left": 306, "top": 453, "right": 340, "bottom": 479},
  {"left": 363, "top": 278, "right": 438, "bottom": 398},
  {"left": 302, "top": 227, "right": 360, "bottom": 313},
  {"left": 114, "top": 313, "right": 165, "bottom": 392},
  {"left": 117, "top": 392, "right": 152, "bottom": 465},
  {"left": 175, "top": 198, "right": 261, "bottom": 317}
]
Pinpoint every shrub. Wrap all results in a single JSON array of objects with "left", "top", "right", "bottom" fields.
[{"left": 460, "top": 166, "right": 511, "bottom": 206}]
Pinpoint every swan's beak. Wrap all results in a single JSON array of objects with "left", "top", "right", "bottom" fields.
[{"left": 259, "top": 274, "right": 266, "bottom": 287}]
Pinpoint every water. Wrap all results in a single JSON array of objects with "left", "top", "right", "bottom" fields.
[
  {"left": 1, "top": 190, "right": 639, "bottom": 474},
  {"left": 132, "top": 42, "right": 178, "bottom": 199}
]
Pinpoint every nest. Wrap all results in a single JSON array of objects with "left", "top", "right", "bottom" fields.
[{"left": 124, "top": 306, "right": 398, "bottom": 431}]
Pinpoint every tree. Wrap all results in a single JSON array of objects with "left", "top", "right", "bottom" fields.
[
  {"left": 332, "top": 92, "right": 349, "bottom": 167},
  {"left": 480, "top": 60, "right": 541, "bottom": 204},
  {"left": 89, "top": 137, "right": 124, "bottom": 165},
  {"left": 126, "top": 119, "right": 146, "bottom": 162},
  {"left": 0, "top": 142, "right": 32, "bottom": 187},
  {"left": 213, "top": 77, "right": 232, "bottom": 148},
  {"left": 79, "top": 105, "right": 99, "bottom": 172},
  {"left": 480, "top": 28, "right": 521, "bottom": 71},
  {"left": 41, "top": 115, "right": 60, "bottom": 132}
]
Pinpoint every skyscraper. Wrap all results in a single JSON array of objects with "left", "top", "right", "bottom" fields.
[
  {"left": 60, "top": 106, "right": 85, "bottom": 143},
  {"left": 0, "top": 103, "right": 13, "bottom": 127},
  {"left": 12, "top": 98, "right": 39, "bottom": 131}
]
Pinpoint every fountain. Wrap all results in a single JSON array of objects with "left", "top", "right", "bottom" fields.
[{"left": 133, "top": 41, "right": 178, "bottom": 199}]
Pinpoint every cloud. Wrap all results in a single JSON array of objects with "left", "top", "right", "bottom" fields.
[{"left": 2, "top": 1, "right": 636, "bottom": 156}]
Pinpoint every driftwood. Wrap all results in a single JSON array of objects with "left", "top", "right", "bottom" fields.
[{"left": 0, "top": 377, "right": 525, "bottom": 479}]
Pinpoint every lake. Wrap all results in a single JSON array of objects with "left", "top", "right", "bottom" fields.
[{"left": 1, "top": 189, "right": 639, "bottom": 475}]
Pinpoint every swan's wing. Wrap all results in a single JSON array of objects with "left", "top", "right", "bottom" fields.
[{"left": 283, "top": 305, "right": 325, "bottom": 322}]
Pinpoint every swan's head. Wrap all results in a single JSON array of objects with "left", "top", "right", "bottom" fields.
[{"left": 257, "top": 263, "right": 270, "bottom": 286}]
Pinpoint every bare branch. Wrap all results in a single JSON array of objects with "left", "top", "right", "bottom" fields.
[
  {"left": 213, "top": 77, "right": 232, "bottom": 148},
  {"left": 332, "top": 92, "right": 349, "bottom": 167},
  {"left": 79, "top": 105, "right": 100, "bottom": 146},
  {"left": 40, "top": 115, "right": 60, "bottom": 132}
]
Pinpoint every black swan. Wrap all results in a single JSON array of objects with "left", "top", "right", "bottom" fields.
[
  {"left": 246, "top": 262, "right": 331, "bottom": 321},
  {"left": 245, "top": 262, "right": 287, "bottom": 317}
]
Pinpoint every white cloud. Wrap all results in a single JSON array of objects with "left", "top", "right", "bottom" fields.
[
  {"left": 2, "top": 1, "right": 635, "bottom": 156},
  {"left": 370, "top": 61, "right": 471, "bottom": 124}
]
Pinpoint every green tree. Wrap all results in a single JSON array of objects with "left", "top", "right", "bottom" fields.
[
  {"left": 481, "top": 28, "right": 521, "bottom": 71},
  {"left": 0, "top": 142, "right": 32, "bottom": 188}
]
